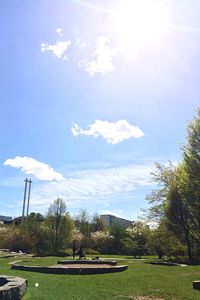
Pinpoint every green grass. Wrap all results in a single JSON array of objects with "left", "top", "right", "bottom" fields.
[{"left": 0, "top": 255, "right": 200, "bottom": 299}]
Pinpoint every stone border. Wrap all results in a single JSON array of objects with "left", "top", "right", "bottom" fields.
[
  {"left": 193, "top": 281, "right": 200, "bottom": 290},
  {"left": 0, "top": 275, "right": 27, "bottom": 300},
  {"left": 147, "top": 261, "right": 179, "bottom": 266},
  {"left": 57, "top": 259, "right": 117, "bottom": 266},
  {"left": 12, "top": 264, "right": 127, "bottom": 275}
]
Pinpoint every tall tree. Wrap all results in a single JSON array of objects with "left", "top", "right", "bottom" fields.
[
  {"left": 147, "top": 109, "right": 200, "bottom": 260},
  {"left": 165, "top": 165, "right": 193, "bottom": 260},
  {"left": 183, "top": 108, "right": 200, "bottom": 250},
  {"left": 46, "top": 198, "right": 74, "bottom": 254},
  {"left": 74, "top": 209, "right": 91, "bottom": 248},
  {"left": 110, "top": 221, "right": 126, "bottom": 254},
  {"left": 146, "top": 162, "right": 175, "bottom": 221}
]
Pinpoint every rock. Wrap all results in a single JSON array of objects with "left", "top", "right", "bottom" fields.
[
  {"left": 0, "top": 275, "right": 28, "bottom": 300},
  {"left": 193, "top": 281, "right": 200, "bottom": 290}
]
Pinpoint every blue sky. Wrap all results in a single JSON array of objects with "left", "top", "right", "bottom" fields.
[{"left": 0, "top": 0, "right": 200, "bottom": 220}]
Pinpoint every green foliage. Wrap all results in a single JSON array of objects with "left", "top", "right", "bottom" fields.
[
  {"left": 148, "top": 222, "right": 186, "bottom": 259},
  {"left": 74, "top": 209, "right": 91, "bottom": 236},
  {"left": 110, "top": 221, "right": 126, "bottom": 254},
  {"left": 45, "top": 198, "right": 74, "bottom": 254},
  {"left": 147, "top": 108, "right": 200, "bottom": 260},
  {"left": 74, "top": 209, "right": 91, "bottom": 248},
  {"left": 165, "top": 166, "right": 193, "bottom": 260},
  {"left": 90, "top": 213, "right": 106, "bottom": 232},
  {"left": 122, "top": 221, "right": 150, "bottom": 257},
  {"left": 90, "top": 231, "right": 114, "bottom": 253},
  {"left": 183, "top": 108, "right": 200, "bottom": 251},
  {"left": 146, "top": 161, "right": 175, "bottom": 220}
]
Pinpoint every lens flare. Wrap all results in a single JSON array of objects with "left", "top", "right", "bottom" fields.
[{"left": 110, "top": 0, "right": 172, "bottom": 54}]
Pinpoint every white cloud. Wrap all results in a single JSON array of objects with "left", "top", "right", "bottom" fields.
[
  {"left": 75, "top": 31, "right": 87, "bottom": 49},
  {"left": 4, "top": 156, "right": 64, "bottom": 181},
  {"left": 56, "top": 28, "right": 64, "bottom": 37},
  {"left": 40, "top": 30, "right": 119, "bottom": 75},
  {"left": 79, "top": 37, "right": 117, "bottom": 75},
  {"left": 71, "top": 120, "right": 144, "bottom": 144},
  {"left": 40, "top": 40, "right": 71, "bottom": 60}
]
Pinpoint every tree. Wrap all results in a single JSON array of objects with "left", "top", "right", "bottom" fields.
[
  {"left": 90, "top": 213, "right": 105, "bottom": 232},
  {"left": 165, "top": 165, "right": 193, "bottom": 260},
  {"left": 183, "top": 108, "right": 200, "bottom": 251},
  {"left": 45, "top": 198, "right": 74, "bottom": 254},
  {"left": 146, "top": 162, "right": 175, "bottom": 221},
  {"left": 148, "top": 222, "right": 186, "bottom": 259},
  {"left": 74, "top": 209, "right": 91, "bottom": 248},
  {"left": 90, "top": 231, "right": 113, "bottom": 254},
  {"left": 123, "top": 221, "right": 150, "bottom": 257},
  {"left": 110, "top": 221, "right": 126, "bottom": 254},
  {"left": 146, "top": 109, "right": 200, "bottom": 260},
  {"left": 20, "top": 212, "right": 48, "bottom": 255},
  {"left": 147, "top": 162, "right": 194, "bottom": 260}
]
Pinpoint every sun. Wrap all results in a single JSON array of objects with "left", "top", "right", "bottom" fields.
[{"left": 109, "top": 0, "right": 172, "bottom": 55}]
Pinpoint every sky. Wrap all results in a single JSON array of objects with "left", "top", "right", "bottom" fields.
[{"left": 0, "top": 0, "right": 200, "bottom": 220}]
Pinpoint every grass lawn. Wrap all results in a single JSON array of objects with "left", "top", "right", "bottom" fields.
[{"left": 0, "top": 255, "right": 200, "bottom": 299}]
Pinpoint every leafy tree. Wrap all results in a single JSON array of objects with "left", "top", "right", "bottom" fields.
[
  {"left": 146, "top": 109, "right": 200, "bottom": 260},
  {"left": 90, "top": 213, "right": 105, "bottom": 232},
  {"left": 182, "top": 108, "right": 200, "bottom": 251},
  {"left": 74, "top": 209, "right": 91, "bottom": 248},
  {"left": 149, "top": 222, "right": 186, "bottom": 259},
  {"left": 165, "top": 165, "right": 193, "bottom": 260},
  {"left": 27, "top": 212, "right": 44, "bottom": 222},
  {"left": 45, "top": 198, "right": 74, "bottom": 254},
  {"left": 146, "top": 162, "right": 175, "bottom": 221},
  {"left": 123, "top": 221, "right": 150, "bottom": 257},
  {"left": 147, "top": 162, "right": 193, "bottom": 260},
  {"left": 20, "top": 212, "right": 48, "bottom": 255},
  {"left": 90, "top": 231, "right": 114, "bottom": 253},
  {"left": 110, "top": 221, "right": 126, "bottom": 254}
]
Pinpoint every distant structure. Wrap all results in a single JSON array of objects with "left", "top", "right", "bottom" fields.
[
  {"left": 100, "top": 214, "right": 132, "bottom": 228},
  {"left": 0, "top": 215, "right": 12, "bottom": 225},
  {"left": 22, "top": 178, "right": 32, "bottom": 222}
]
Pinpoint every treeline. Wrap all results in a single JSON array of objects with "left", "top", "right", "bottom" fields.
[
  {"left": 0, "top": 199, "right": 152, "bottom": 257},
  {"left": 147, "top": 108, "right": 200, "bottom": 261},
  {"left": 1, "top": 196, "right": 197, "bottom": 260}
]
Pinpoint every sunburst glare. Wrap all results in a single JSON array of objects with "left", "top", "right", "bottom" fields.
[{"left": 109, "top": 0, "right": 172, "bottom": 55}]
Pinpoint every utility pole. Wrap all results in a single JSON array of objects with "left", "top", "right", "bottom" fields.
[
  {"left": 22, "top": 178, "right": 32, "bottom": 222},
  {"left": 26, "top": 179, "right": 32, "bottom": 217},
  {"left": 22, "top": 178, "right": 28, "bottom": 222}
]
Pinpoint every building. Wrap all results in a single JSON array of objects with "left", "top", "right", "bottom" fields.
[
  {"left": 100, "top": 214, "right": 132, "bottom": 228},
  {"left": 0, "top": 215, "right": 13, "bottom": 225}
]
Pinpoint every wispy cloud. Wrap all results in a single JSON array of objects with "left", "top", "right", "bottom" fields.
[
  {"left": 69, "top": 0, "right": 111, "bottom": 14},
  {"left": 56, "top": 28, "right": 64, "bottom": 37},
  {"left": 30, "top": 163, "right": 153, "bottom": 211},
  {"left": 4, "top": 156, "right": 64, "bottom": 181},
  {"left": 78, "top": 37, "right": 117, "bottom": 75},
  {"left": 40, "top": 40, "right": 71, "bottom": 60},
  {"left": 71, "top": 120, "right": 144, "bottom": 144}
]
